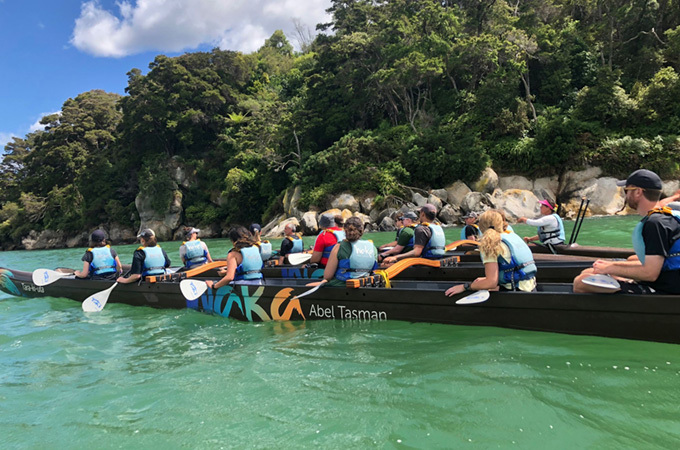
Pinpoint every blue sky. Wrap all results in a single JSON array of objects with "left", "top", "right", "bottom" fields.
[{"left": 0, "top": 0, "right": 331, "bottom": 150}]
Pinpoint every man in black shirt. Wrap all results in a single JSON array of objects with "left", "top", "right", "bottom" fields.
[{"left": 574, "top": 169, "right": 680, "bottom": 294}]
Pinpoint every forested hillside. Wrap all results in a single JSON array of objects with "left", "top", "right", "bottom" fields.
[{"left": 2, "top": 0, "right": 680, "bottom": 246}]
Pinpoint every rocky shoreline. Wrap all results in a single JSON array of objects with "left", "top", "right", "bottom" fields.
[{"left": 14, "top": 166, "right": 677, "bottom": 251}]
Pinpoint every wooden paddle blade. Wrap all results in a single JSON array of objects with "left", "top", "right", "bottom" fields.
[
  {"left": 180, "top": 279, "right": 208, "bottom": 300},
  {"left": 32, "top": 269, "right": 65, "bottom": 286},
  {"left": 455, "top": 290, "right": 490, "bottom": 305},
  {"left": 82, "top": 282, "right": 118, "bottom": 312},
  {"left": 287, "top": 253, "right": 312, "bottom": 265},
  {"left": 582, "top": 274, "right": 621, "bottom": 290}
]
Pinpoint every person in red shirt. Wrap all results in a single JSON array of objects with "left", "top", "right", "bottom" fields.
[{"left": 310, "top": 213, "right": 346, "bottom": 267}]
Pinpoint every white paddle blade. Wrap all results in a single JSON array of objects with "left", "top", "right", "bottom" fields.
[
  {"left": 82, "top": 283, "right": 118, "bottom": 312},
  {"left": 456, "top": 290, "right": 491, "bottom": 305},
  {"left": 287, "top": 253, "right": 312, "bottom": 265},
  {"left": 180, "top": 280, "right": 208, "bottom": 300},
  {"left": 295, "top": 281, "right": 325, "bottom": 299},
  {"left": 582, "top": 274, "right": 621, "bottom": 290},
  {"left": 32, "top": 269, "right": 65, "bottom": 286}
]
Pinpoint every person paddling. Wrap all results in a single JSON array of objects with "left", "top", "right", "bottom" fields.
[
  {"left": 378, "top": 211, "right": 417, "bottom": 263},
  {"left": 310, "top": 213, "right": 346, "bottom": 267},
  {"left": 460, "top": 211, "right": 481, "bottom": 241},
  {"left": 382, "top": 204, "right": 445, "bottom": 264},
  {"left": 249, "top": 223, "right": 273, "bottom": 261},
  {"left": 179, "top": 227, "right": 213, "bottom": 269},
  {"left": 278, "top": 223, "right": 304, "bottom": 264},
  {"left": 117, "top": 229, "right": 171, "bottom": 284},
  {"left": 307, "top": 217, "right": 378, "bottom": 288},
  {"left": 517, "top": 199, "right": 565, "bottom": 250},
  {"left": 574, "top": 169, "right": 680, "bottom": 294},
  {"left": 74, "top": 229, "right": 122, "bottom": 280},
  {"left": 445, "top": 209, "right": 537, "bottom": 296},
  {"left": 206, "top": 226, "right": 264, "bottom": 289}
]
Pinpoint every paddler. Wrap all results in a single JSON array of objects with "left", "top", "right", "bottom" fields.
[
  {"left": 445, "top": 209, "right": 537, "bottom": 296},
  {"left": 179, "top": 227, "right": 213, "bottom": 269},
  {"left": 117, "top": 228, "right": 171, "bottom": 284},
  {"left": 206, "top": 226, "right": 264, "bottom": 288},
  {"left": 307, "top": 216, "right": 378, "bottom": 287},
  {"left": 74, "top": 229, "right": 123, "bottom": 280},
  {"left": 250, "top": 223, "right": 273, "bottom": 261},
  {"left": 517, "top": 199, "right": 565, "bottom": 249},
  {"left": 460, "top": 211, "right": 481, "bottom": 241},
  {"left": 382, "top": 204, "right": 445, "bottom": 264},
  {"left": 310, "top": 213, "right": 346, "bottom": 267},
  {"left": 378, "top": 211, "right": 417, "bottom": 263},
  {"left": 378, "top": 216, "right": 404, "bottom": 252},
  {"left": 278, "top": 223, "right": 304, "bottom": 264},
  {"left": 574, "top": 169, "right": 680, "bottom": 294}
]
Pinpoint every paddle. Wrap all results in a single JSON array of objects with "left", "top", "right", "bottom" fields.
[
  {"left": 82, "top": 282, "right": 118, "bottom": 312},
  {"left": 455, "top": 290, "right": 491, "bottom": 305},
  {"left": 179, "top": 279, "right": 209, "bottom": 300},
  {"left": 582, "top": 274, "right": 621, "bottom": 290},
  {"left": 346, "top": 256, "right": 460, "bottom": 288},
  {"left": 444, "top": 239, "right": 479, "bottom": 251},
  {"left": 150, "top": 260, "right": 229, "bottom": 283},
  {"left": 295, "top": 279, "right": 328, "bottom": 298},
  {"left": 287, "top": 253, "right": 312, "bottom": 265},
  {"left": 32, "top": 268, "right": 73, "bottom": 286}
]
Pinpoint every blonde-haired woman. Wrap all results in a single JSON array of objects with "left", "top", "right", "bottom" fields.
[
  {"left": 308, "top": 217, "right": 378, "bottom": 287},
  {"left": 445, "top": 210, "right": 537, "bottom": 296}
]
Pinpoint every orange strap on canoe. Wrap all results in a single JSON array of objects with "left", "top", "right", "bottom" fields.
[
  {"left": 444, "top": 239, "right": 479, "bottom": 251},
  {"left": 346, "top": 256, "right": 459, "bottom": 288}
]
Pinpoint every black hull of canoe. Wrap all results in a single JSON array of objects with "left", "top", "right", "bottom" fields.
[{"left": 2, "top": 266, "right": 679, "bottom": 344}]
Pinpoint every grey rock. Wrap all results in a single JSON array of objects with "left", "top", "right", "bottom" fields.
[
  {"left": 499, "top": 175, "right": 533, "bottom": 191},
  {"left": 412, "top": 192, "right": 428, "bottom": 207},
  {"left": 445, "top": 181, "right": 471, "bottom": 207},
  {"left": 473, "top": 167, "right": 499, "bottom": 194}
]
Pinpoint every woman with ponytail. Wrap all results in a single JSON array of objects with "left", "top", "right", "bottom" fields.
[
  {"left": 445, "top": 210, "right": 537, "bottom": 296},
  {"left": 308, "top": 217, "right": 378, "bottom": 288},
  {"left": 206, "top": 226, "right": 264, "bottom": 289}
]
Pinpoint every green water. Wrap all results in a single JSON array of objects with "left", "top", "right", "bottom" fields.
[{"left": 2, "top": 216, "right": 680, "bottom": 448}]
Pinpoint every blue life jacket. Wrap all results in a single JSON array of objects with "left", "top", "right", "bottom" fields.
[
  {"left": 498, "top": 233, "right": 537, "bottom": 287},
  {"left": 257, "top": 241, "right": 273, "bottom": 260},
  {"left": 286, "top": 234, "right": 304, "bottom": 253},
  {"left": 141, "top": 246, "right": 166, "bottom": 276},
  {"left": 335, "top": 240, "right": 379, "bottom": 281},
  {"left": 460, "top": 224, "right": 481, "bottom": 241},
  {"left": 235, "top": 246, "right": 264, "bottom": 281},
  {"left": 89, "top": 246, "right": 116, "bottom": 275},
  {"left": 422, "top": 223, "right": 445, "bottom": 258},
  {"left": 538, "top": 213, "right": 565, "bottom": 245},
  {"left": 183, "top": 239, "right": 207, "bottom": 268},
  {"left": 319, "top": 229, "right": 346, "bottom": 260},
  {"left": 632, "top": 207, "right": 680, "bottom": 271}
]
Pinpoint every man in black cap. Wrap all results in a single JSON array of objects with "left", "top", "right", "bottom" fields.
[
  {"left": 460, "top": 211, "right": 481, "bottom": 241},
  {"left": 574, "top": 169, "right": 680, "bottom": 294},
  {"left": 382, "top": 204, "right": 446, "bottom": 264},
  {"left": 378, "top": 211, "right": 418, "bottom": 262},
  {"left": 75, "top": 229, "right": 123, "bottom": 280}
]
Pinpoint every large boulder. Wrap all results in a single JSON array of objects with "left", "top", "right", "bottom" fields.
[
  {"left": 360, "top": 194, "right": 377, "bottom": 214},
  {"left": 493, "top": 189, "right": 540, "bottom": 222},
  {"left": 264, "top": 217, "right": 301, "bottom": 238},
  {"left": 570, "top": 177, "right": 625, "bottom": 216},
  {"left": 473, "top": 167, "right": 499, "bottom": 194},
  {"left": 283, "top": 186, "right": 303, "bottom": 217},
  {"left": 66, "top": 232, "right": 89, "bottom": 248},
  {"left": 460, "top": 192, "right": 494, "bottom": 214},
  {"left": 379, "top": 216, "right": 396, "bottom": 231},
  {"left": 427, "top": 194, "right": 443, "bottom": 211},
  {"left": 438, "top": 204, "right": 460, "bottom": 225},
  {"left": 353, "top": 212, "right": 372, "bottom": 227},
  {"left": 445, "top": 181, "right": 471, "bottom": 207},
  {"left": 109, "top": 223, "right": 137, "bottom": 243},
  {"left": 377, "top": 207, "right": 398, "bottom": 225},
  {"left": 499, "top": 175, "right": 533, "bottom": 191},
  {"left": 22, "top": 230, "right": 66, "bottom": 250},
  {"left": 136, "top": 189, "right": 183, "bottom": 241},
  {"left": 412, "top": 192, "right": 428, "bottom": 207},
  {"left": 430, "top": 189, "right": 448, "bottom": 203},
  {"left": 560, "top": 167, "right": 602, "bottom": 197},
  {"left": 534, "top": 176, "right": 559, "bottom": 201},
  {"left": 330, "top": 193, "right": 360, "bottom": 213},
  {"left": 663, "top": 180, "right": 680, "bottom": 198},
  {"left": 300, "top": 211, "right": 319, "bottom": 235}
]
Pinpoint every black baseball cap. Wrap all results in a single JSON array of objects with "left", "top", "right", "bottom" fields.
[
  {"left": 91, "top": 229, "right": 106, "bottom": 242},
  {"left": 616, "top": 169, "right": 662, "bottom": 190}
]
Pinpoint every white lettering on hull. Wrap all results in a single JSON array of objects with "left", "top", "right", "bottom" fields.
[{"left": 309, "top": 303, "right": 387, "bottom": 321}]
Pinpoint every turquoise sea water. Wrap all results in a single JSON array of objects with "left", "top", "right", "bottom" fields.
[{"left": 2, "top": 216, "right": 680, "bottom": 448}]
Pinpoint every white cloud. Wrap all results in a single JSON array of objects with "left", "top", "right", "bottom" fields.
[
  {"left": 71, "top": 0, "right": 332, "bottom": 57},
  {"left": 29, "top": 111, "right": 61, "bottom": 133},
  {"left": 0, "top": 132, "right": 16, "bottom": 150}
]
